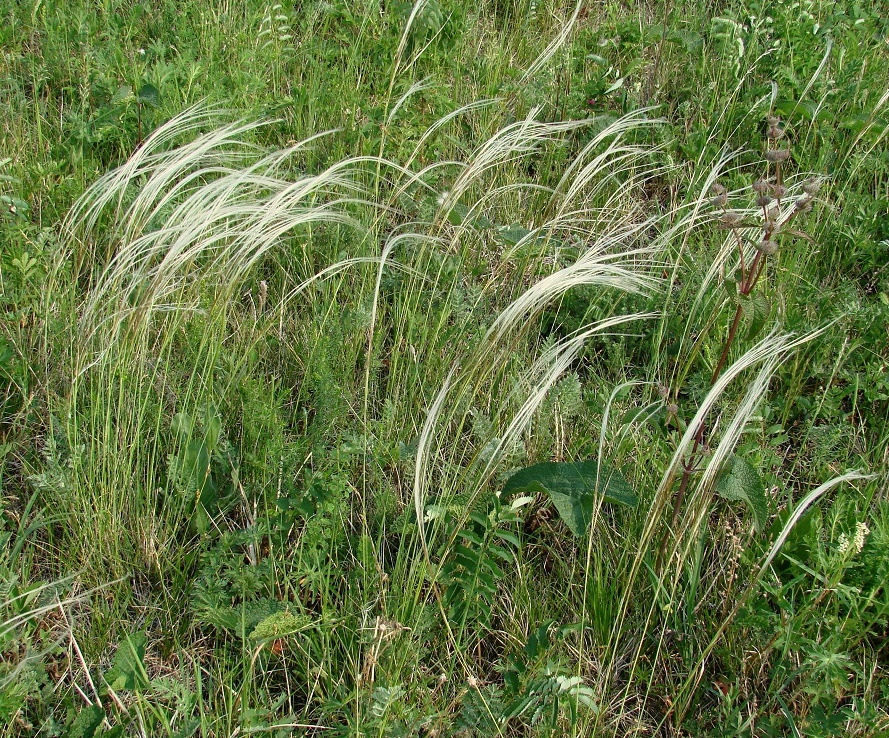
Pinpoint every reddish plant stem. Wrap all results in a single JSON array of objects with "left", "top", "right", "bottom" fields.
[
  {"left": 658, "top": 227, "right": 768, "bottom": 568},
  {"left": 658, "top": 123, "right": 815, "bottom": 573}
]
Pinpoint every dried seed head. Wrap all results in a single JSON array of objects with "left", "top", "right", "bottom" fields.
[
  {"left": 771, "top": 183, "right": 787, "bottom": 199},
  {"left": 658, "top": 384, "right": 670, "bottom": 399},
  {"left": 711, "top": 183, "right": 727, "bottom": 196},
  {"left": 756, "top": 194, "right": 773, "bottom": 208},
  {"left": 753, "top": 179, "right": 770, "bottom": 194},
  {"left": 712, "top": 191, "right": 728, "bottom": 208},
  {"left": 767, "top": 115, "right": 780, "bottom": 127},
  {"left": 802, "top": 177, "right": 822, "bottom": 195},
  {"left": 764, "top": 148, "right": 791, "bottom": 164},
  {"left": 767, "top": 124, "right": 785, "bottom": 140},
  {"left": 719, "top": 211, "right": 743, "bottom": 228},
  {"left": 666, "top": 402, "right": 679, "bottom": 416},
  {"left": 795, "top": 194, "right": 813, "bottom": 213},
  {"left": 757, "top": 239, "right": 779, "bottom": 255}
]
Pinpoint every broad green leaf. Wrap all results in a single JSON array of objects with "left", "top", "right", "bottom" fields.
[
  {"left": 746, "top": 292, "right": 770, "bottom": 341},
  {"left": 604, "top": 78, "right": 625, "bottom": 95},
  {"left": 171, "top": 412, "right": 194, "bottom": 438},
  {"left": 103, "top": 632, "right": 148, "bottom": 691},
  {"left": 621, "top": 402, "right": 663, "bottom": 427},
  {"left": 1, "top": 194, "right": 29, "bottom": 217},
  {"left": 204, "top": 413, "right": 222, "bottom": 451},
  {"left": 839, "top": 115, "right": 886, "bottom": 136},
  {"left": 723, "top": 274, "right": 737, "bottom": 299},
  {"left": 137, "top": 83, "right": 160, "bottom": 107},
  {"left": 68, "top": 705, "right": 105, "bottom": 738},
  {"left": 249, "top": 610, "right": 310, "bottom": 642},
  {"left": 716, "top": 455, "right": 768, "bottom": 531},
  {"left": 97, "top": 728, "right": 125, "bottom": 738},
  {"left": 183, "top": 439, "right": 211, "bottom": 491},
  {"left": 525, "top": 620, "right": 555, "bottom": 659},
  {"left": 495, "top": 223, "right": 532, "bottom": 246},
  {"left": 502, "top": 461, "right": 637, "bottom": 537},
  {"left": 773, "top": 98, "right": 829, "bottom": 122},
  {"left": 446, "top": 202, "right": 492, "bottom": 229},
  {"left": 111, "top": 85, "right": 134, "bottom": 105},
  {"left": 493, "top": 529, "right": 521, "bottom": 548}
]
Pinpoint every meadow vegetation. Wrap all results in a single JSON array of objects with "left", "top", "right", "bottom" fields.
[{"left": 1, "top": 0, "right": 888, "bottom": 735}]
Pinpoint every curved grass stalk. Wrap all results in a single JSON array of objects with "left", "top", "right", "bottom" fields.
[
  {"left": 592, "top": 328, "right": 830, "bottom": 731},
  {"left": 518, "top": 0, "right": 584, "bottom": 85},
  {"left": 386, "top": 77, "right": 434, "bottom": 126},
  {"left": 666, "top": 468, "right": 874, "bottom": 725},
  {"left": 55, "top": 102, "right": 676, "bottom": 682}
]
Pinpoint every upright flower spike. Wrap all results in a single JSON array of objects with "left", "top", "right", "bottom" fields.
[{"left": 660, "top": 109, "right": 825, "bottom": 568}]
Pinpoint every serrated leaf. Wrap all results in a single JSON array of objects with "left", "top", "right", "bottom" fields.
[
  {"left": 488, "top": 544, "right": 514, "bottom": 563},
  {"left": 716, "top": 454, "right": 768, "bottom": 531},
  {"left": 467, "top": 511, "right": 489, "bottom": 529},
  {"left": 502, "top": 461, "right": 637, "bottom": 537},
  {"left": 476, "top": 569, "right": 499, "bottom": 591},
  {"left": 249, "top": 610, "right": 310, "bottom": 642},
  {"left": 493, "top": 529, "right": 520, "bottom": 548},
  {"left": 746, "top": 292, "right": 770, "bottom": 341}
]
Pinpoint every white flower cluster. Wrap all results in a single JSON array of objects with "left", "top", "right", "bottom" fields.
[
  {"left": 853, "top": 521, "right": 871, "bottom": 553},
  {"left": 837, "top": 521, "right": 870, "bottom": 557}
]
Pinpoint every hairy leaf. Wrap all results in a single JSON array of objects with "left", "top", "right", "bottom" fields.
[
  {"left": 103, "top": 632, "right": 148, "bottom": 691},
  {"left": 68, "top": 705, "right": 105, "bottom": 738},
  {"left": 503, "top": 461, "right": 637, "bottom": 537},
  {"left": 716, "top": 454, "right": 768, "bottom": 530}
]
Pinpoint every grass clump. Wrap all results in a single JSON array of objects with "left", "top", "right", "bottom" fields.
[{"left": 1, "top": 0, "right": 887, "bottom": 735}]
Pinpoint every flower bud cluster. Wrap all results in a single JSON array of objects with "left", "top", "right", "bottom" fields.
[
  {"left": 766, "top": 115, "right": 785, "bottom": 140},
  {"left": 764, "top": 115, "right": 790, "bottom": 165},
  {"left": 756, "top": 239, "right": 778, "bottom": 255},
  {"left": 709, "top": 114, "right": 822, "bottom": 287},
  {"left": 764, "top": 148, "right": 790, "bottom": 163},
  {"left": 711, "top": 183, "right": 728, "bottom": 208}
]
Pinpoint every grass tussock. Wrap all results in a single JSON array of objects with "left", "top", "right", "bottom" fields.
[{"left": 1, "top": 0, "right": 888, "bottom": 735}]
